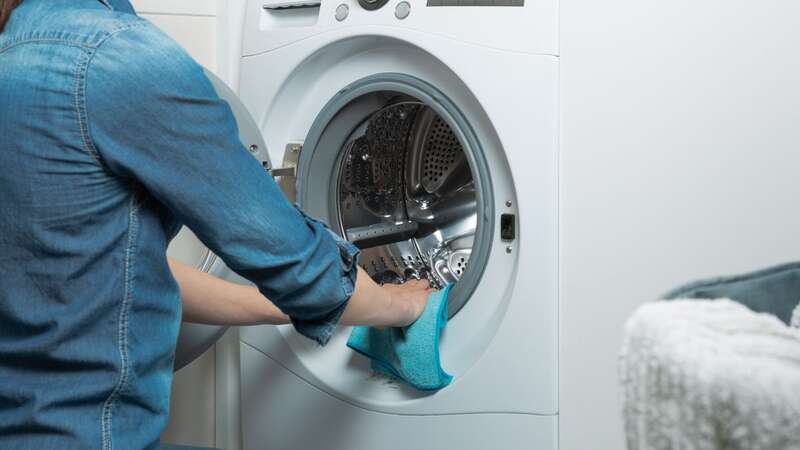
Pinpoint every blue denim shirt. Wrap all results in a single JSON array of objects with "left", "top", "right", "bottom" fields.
[{"left": 0, "top": 0, "right": 358, "bottom": 448}]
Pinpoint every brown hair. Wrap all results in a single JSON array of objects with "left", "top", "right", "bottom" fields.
[{"left": 0, "top": 0, "right": 22, "bottom": 33}]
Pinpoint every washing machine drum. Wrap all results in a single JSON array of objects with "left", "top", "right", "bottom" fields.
[
  {"left": 295, "top": 82, "right": 494, "bottom": 320},
  {"left": 336, "top": 102, "right": 477, "bottom": 291}
]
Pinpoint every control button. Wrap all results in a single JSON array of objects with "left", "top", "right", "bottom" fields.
[
  {"left": 335, "top": 3, "right": 349, "bottom": 21},
  {"left": 358, "top": 0, "right": 389, "bottom": 10},
  {"left": 395, "top": 1, "right": 411, "bottom": 19}
]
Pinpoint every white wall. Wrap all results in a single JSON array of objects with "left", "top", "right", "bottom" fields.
[
  {"left": 132, "top": 0, "right": 218, "bottom": 70},
  {"left": 560, "top": 1, "right": 800, "bottom": 448}
]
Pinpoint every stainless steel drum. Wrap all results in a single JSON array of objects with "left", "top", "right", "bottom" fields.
[{"left": 336, "top": 100, "right": 477, "bottom": 291}]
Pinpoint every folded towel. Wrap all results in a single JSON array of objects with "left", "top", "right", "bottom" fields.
[
  {"left": 620, "top": 299, "right": 800, "bottom": 450},
  {"left": 347, "top": 285, "right": 454, "bottom": 391}
]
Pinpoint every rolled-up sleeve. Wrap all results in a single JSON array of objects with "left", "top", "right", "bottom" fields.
[{"left": 85, "top": 22, "right": 358, "bottom": 345}]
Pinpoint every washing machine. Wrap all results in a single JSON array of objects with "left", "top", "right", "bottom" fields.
[{"left": 174, "top": 0, "right": 559, "bottom": 448}]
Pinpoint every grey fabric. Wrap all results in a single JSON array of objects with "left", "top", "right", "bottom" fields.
[{"left": 663, "top": 261, "right": 800, "bottom": 325}]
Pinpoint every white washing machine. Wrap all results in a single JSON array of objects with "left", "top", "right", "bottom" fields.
[
  {"left": 167, "top": 1, "right": 800, "bottom": 449},
  {"left": 174, "top": 0, "right": 559, "bottom": 449}
]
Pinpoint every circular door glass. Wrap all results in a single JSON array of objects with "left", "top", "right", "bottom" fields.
[
  {"left": 297, "top": 75, "right": 494, "bottom": 319},
  {"left": 336, "top": 100, "right": 477, "bottom": 291}
]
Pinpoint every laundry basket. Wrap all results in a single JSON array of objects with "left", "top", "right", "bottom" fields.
[
  {"left": 620, "top": 262, "right": 800, "bottom": 450},
  {"left": 663, "top": 261, "right": 800, "bottom": 325}
]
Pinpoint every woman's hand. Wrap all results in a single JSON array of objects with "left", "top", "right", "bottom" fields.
[
  {"left": 381, "top": 279, "right": 434, "bottom": 327},
  {"left": 339, "top": 267, "right": 435, "bottom": 328}
]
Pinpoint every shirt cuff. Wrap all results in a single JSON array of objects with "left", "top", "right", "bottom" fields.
[{"left": 289, "top": 205, "right": 360, "bottom": 346}]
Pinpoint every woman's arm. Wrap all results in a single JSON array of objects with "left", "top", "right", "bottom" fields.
[
  {"left": 170, "top": 257, "right": 290, "bottom": 325},
  {"left": 172, "top": 258, "right": 432, "bottom": 327},
  {"left": 86, "top": 26, "right": 361, "bottom": 345}
]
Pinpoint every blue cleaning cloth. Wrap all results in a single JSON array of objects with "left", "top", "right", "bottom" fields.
[{"left": 347, "top": 285, "right": 454, "bottom": 391}]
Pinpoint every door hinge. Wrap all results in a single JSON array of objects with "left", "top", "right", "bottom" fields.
[{"left": 270, "top": 142, "right": 302, "bottom": 202}]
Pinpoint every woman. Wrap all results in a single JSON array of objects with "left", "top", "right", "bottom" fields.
[{"left": 0, "top": 0, "right": 432, "bottom": 448}]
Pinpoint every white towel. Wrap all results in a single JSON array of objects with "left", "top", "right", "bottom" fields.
[
  {"left": 792, "top": 302, "right": 800, "bottom": 329},
  {"left": 620, "top": 299, "right": 800, "bottom": 450}
]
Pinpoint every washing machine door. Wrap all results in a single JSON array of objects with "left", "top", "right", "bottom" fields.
[
  {"left": 238, "top": 71, "right": 527, "bottom": 415},
  {"left": 171, "top": 69, "right": 270, "bottom": 371}
]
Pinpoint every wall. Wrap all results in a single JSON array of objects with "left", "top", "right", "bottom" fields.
[
  {"left": 560, "top": 1, "right": 800, "bottom": 448},
  {"left": 131, "top": 0, "right": 218, "bottom": 69}
]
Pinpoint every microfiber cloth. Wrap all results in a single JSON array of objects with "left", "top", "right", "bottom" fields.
[{"left": 346, "top": 285, "right": 454, "bottom": 391}]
